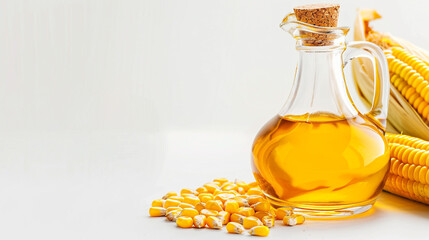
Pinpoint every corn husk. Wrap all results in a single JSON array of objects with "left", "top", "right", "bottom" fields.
[{"left": 353, "top": 9, "right": 429, "bottom": 140}]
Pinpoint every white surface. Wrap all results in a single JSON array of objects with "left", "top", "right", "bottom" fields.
[
  {"left": 1, "top": 0, "right": 429, "bottom": 239},
  {"left": 3, "top": 131, "right": 429, "bottom": 240}
]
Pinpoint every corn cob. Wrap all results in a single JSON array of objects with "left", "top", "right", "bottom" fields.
[
  {"left": 353, "top": 9, "right": 429, "bottom": 140},
  {"left": 385, "top": 49, "right": 429, "bottom": 122},
  {"left": 385, "top": 133, "right": 429, "bottom": 204},
  {"left": 354, "top": 10, "right": 429, "bottom": 203}
]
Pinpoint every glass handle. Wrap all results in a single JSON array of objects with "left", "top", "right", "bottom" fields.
[{"left": 343, "top": 41, "right": 390, "bottom": 131}]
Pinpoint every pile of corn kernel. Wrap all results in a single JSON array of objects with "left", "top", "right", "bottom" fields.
[{"left": 149, "top": 178, "right": 305, "bottom": 237}]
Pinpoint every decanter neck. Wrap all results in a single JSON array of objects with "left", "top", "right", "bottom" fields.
[{"left": 279, "top": 49, "right": 358, "bottom": 121}]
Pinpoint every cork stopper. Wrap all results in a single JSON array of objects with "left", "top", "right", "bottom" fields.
[{"left": 293, "top": 4, "right": 340, "bottom": 46}]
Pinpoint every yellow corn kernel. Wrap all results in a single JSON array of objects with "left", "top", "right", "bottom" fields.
[
  {"left": 198, "top": 193, "right": 213, "bottom": 198},
  {"left": 283, "top": 214, "right": 305, "bottom": 226},
  {"left": 214, "top": 193, "right": 235, "bottom": 203},
  {"left": 149, "top": 207, "right": 166, "bottom": 217},
  {"left": 230, "top": 213, "right": 245, "bottom": 224},
  {"left": 180, "top": 188, "right": 198, "bottom": 196},
  {"left": 200, "top": 195, "right": 213, "bottom": 203},
  {"left": 179, "top": 208, "right": 199, "bottom": 218},
  {"left": 178, "top": 203, "right": 194, "bottom": 209},
  {"left": 218, "top": 182, "right": 229, "bottom": 188},
  {"left": 219, "top": 181, "right": 229, "bottom": 187},
  {"left": 166, "top": 206, "right": 182, "bottom": 214},
  {"left": 269, "top": 206, "right": 276, "bottom": 217},
  {"left": 247, "top": 195, "right": 265, "bottom": 206},
  {"left": 200, "top": 209, "right": 219, "bottom": 217},
  {"left": 183, "top": 196, "right": 200, "bottom": 206},
  {"left": 204, "top": 183, "right": 220, "bottom": 193},
  {"left": 195, "top": 202, "right": 205, "bottom": 212},
  {"left": 223, "top": 190, "right": 239, "bottom": 196},
  {"left": 248, "top": 182, "right": 259, "bottom": 189},
  {"left": 235, "top": 181, "right": 250, "bottom": 192},
  {"left": 176, "top": 216, "right": 194, "bottom": 228},
  {"left": 217, "top": 211, "right": 230, "bottom": 225},
  {"left": 198, "top": 193, "right": 214, "bottom": 201},
  {"left": 254, "top": 211, "right": 273, "bottom": 220},
  {"left": 247, "top": 188, "right": 264, "bottom": 196},
  {"left": 253, "top": 201, "right": 271, "bottom": 212},
  {"left": 196, "top": 186, "right": 208, "bottom": 194},
  {"left": 214, "top": 178, "right": 229, "bottom": 185},
  {"left": 162, "top": 192, "right": 178, "bottom": 200},
  {"left": 249, "top": 226, "right": 269, "bottom": 237},
  {"left": 226, "top": 222, "right": 245, "bottom": 234},
  {"left": 205, "top": 200, "right": 224, "bottom": 212},
  {"left": 164, "top": 199, "right": 181, "bottom": 209},
  {"left": 166, "top": 209, "right": 181, "bottom": 221},
  {"left": 276, "top": 207, "right": 293, "bottom": 220},
  {"left": 181, "top": 193, "right": 197, "bottom": 198},
  {"left": 206, "top": 216, "right": 222, "bottom": 229},
  {"left": 210, "top": 181, "right": 222, "bottom": 186},
  {"left": 237, "top": 187, "right": 246, "bottom": 195},
  {"left": 215, "top": 199, "right": 224, "bottom": 206},
  {"left": 233, "top": 196, "right": 249, "bottom": 207},
  {"left": 225, "top": 200, "right": 240, "bottom": 213},
  {"left": 262, "top": 216, "right": 275, "bottom": 228},
  {"left": 213, "top": 189, "right": 223, "bottom": 196},
  {"left": 222, "top": 183, "right": 238, "bottom": 191},
  {"left": 151, "top": 199, "right": 165, "bottom": 207},
  {"left": 238, "top": 207, "right": 255, "bottom": 217},
  {"left": 193, "top": 215, "right": 206, "bottom": 228},
  {"left": 168, "top": 196, "right": 184, "bottom": 202},
  {"left": 243, "top": 216, "right": 263, "bottom": 229}
]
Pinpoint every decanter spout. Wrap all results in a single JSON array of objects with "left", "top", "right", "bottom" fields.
[{"left": 280, "top": 13, "right": 350, "bottom": 48}]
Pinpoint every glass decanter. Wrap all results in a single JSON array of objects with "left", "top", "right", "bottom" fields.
[{"left": 251, "top": 11, "right": 390, "bottom": 218}]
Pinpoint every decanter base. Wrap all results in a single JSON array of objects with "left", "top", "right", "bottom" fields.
[{"left": 266, "top": 195, "right": 376, "bottom": 219}]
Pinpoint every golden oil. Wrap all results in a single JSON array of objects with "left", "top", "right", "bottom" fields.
[{"left": 251, "top": 114, "right": 390, "bottom": 210}]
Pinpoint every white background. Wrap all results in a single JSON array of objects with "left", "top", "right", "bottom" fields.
[{"left": 1, "top": 0, "right": 429, "bottom": 239}]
